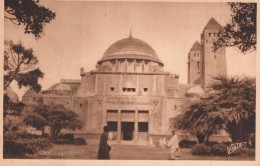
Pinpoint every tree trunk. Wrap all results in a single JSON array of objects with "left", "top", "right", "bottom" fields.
[
  {"left": 196, "top": 133, "right": 206, "bottom": 143},
  {"left": 41, "top": 127, "right": 45, "bottom": 136}
]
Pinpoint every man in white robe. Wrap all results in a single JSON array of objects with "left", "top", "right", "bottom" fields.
[{"left": 167, "top": 130, "right": 180, "bottom": 160}]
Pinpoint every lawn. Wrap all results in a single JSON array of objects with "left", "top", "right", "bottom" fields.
[{"left": 36, "top": 143, "right": 255, "bottom": 160}]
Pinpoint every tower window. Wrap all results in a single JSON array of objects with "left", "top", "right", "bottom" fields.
[
  {"left": 80, "top": 103, "right": 83, "bottom": 108},
  {"left": 175, "top": 105, "right": 177, "bottom": 110},
  {"left": 111, "top": 60, "right": 116, "bottom": 64},
  {"left": 144, "top": 60, "right": 149, "bottom": 64},
  {"left": 119, "top": 59, "right": 124, "bottom": 64},
  {"left": 197, "top": 61, "right": 200, "bottom": 70},
  {"left": 194, "top": 53, "right": 196, "bottom": 57},
  {"left": 209, "top": 33, "right": 211, "bottom": 37},
  {"left": 122, "top": 88, "right": 136, "bottom": 92},
  {"left": 144, "top": 88, "right": 148, "bottom": 92},
  {"left": 110, "top": 87, "right": 115, "bottom": 91}
]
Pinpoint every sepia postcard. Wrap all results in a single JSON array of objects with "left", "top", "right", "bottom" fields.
[{"left": 1, "top": 0, "right": 259, "bottom": 166}]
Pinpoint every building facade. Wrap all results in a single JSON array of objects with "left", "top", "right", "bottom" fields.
[{"left": 22, "top": 18, "right": 229, "bottom": 144}]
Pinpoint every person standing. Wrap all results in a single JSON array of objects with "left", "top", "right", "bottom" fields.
[
  {"left": 98, "top": 126, "right": 111, "bottom": 159},
  {"left": 167, "top": 130, "right": 180, "bottom": 160}
]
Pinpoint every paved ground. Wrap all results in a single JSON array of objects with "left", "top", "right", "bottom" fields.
[{"left": 37, "top": 143, "right": 254, "bottom": 160}]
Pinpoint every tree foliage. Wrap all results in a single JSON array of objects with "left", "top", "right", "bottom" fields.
[
  {"left": 4, "top": 40, "right": 44, "bottom": 92},
  {"left": 171, "top": 76, "right": 255, "bottom": 143},
  {"left": 24, "top": 104, "right": 82, "bottom": 137},
  {"left": 171, "top": 100, "right": 224, "bottom": 143},
  {"left": 214, "top": 3, "right": 256, "bottom": 53},
  {"left": 4, "top": 94, "right": 25, "bottom": 118},
  {"left": 4, "top": 0, "right": 56, "bottom": 38},
  {"left": 207, "top": 76, "right": 255, "bottom": 142}
]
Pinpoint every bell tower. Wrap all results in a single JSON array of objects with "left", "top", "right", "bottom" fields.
[
  {"left": 188, "top": 41, "right": 202, "bottom": 84},
  {"left": 200, "top": 17, "right": 227, "bottom": 89}
]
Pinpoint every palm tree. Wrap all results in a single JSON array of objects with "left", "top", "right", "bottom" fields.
[{"left": 171, "top": 76, "right": 255, "bottom": 143}]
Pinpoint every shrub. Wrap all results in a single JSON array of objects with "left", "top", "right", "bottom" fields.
[
  {"left": 191, "top": 143, "right": 255, "bottom": 157},
  {"left": 179, "top": 139, "right": 197, "bottom": 148},
  {"left": 16, "top": 132, "right": 43, "bottom": 139},
  {"left": 191, "top": 144, "right": 211, "bottom": 155},
  {"left": 222, "top": 142, "right": 232, "bottom": 146},
  {"left": 16, "top": 138, "right": 52, "bottom": 154},
  {"left": 54, "top": 133, "right": 75, "bottom": 144},
  {"left": 4, "top": 137, "right": 52, "bottom": 158},
  {"left": 59, "top": 133, "right": 74, "bottom": 141},
  {"left": 74, "top": 138, "right": 87, "bottom": 145},
  {"left": 4, "top": 140, "right": 26, "bottom": 158},
  {"left": 54, "top": 138, "right": 72, "bottom": 144},
  {"left": 210, "top": 144, "right": 228, "bottom": 156},
  {"left": 204, "top": 141, "right": 218, "bottom": 147}
]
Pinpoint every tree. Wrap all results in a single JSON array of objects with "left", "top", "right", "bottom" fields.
[
  {"left": 4, "top": 40, "right": 44, "bottom": 92},
  {"left": 208, "top": 76, "right": 255, "bottom": 142},
  {"left": 171, "top": 100, "right": 224, "bottom": 143},
  {"left": 4, "top": 0, "right": 56, "bottom": 38},
  {"left": 214, "top": 3, "right": 256, "bottom": 53},
  {"left": 23, "top": 109, "right": 47, "bottom": 135},
  {"left": 24, "top": 104, "right": 82, "bottom": 137},
  {"left": 171, "top": 76, "right": 255, "bottom": 143}
]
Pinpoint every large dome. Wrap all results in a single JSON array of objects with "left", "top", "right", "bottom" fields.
[{"left": 98, "top": 35, "right": 164, "bottom": 66}]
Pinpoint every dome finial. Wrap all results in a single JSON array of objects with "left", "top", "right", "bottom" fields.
[{"left": 129, "top": 28, "right": 132, "bottom": 38}]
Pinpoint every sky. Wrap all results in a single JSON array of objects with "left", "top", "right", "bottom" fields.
[{"left": 4, "top": 1, "right": 256, "bottom": 100}]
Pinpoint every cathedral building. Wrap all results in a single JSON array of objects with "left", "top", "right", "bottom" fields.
[{"left": 22, "top": 17, "right": 229, "bottom": 144}]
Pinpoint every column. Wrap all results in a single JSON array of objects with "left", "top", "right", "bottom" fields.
[
  {"left": 116, "top": 59, "right": 118, "bottom": 71},
  {"left": 117, "top": 110, "right": 121, "bottom": 142},
  {"left": 87, "top": 100, "right": 91, "bottom": 131},
  {"left": 103, "top": 75, "right": 107, "bottom": 95},
  {"left": 125, "top": 59, "right": 127, "bottom": 72},
  {"left": 134, "top": 59, "right": 136, "bottom": 72},
  {"left": 102, "top": 104, "right": 107, "bottom": 128},
  {"left": 95, "top": 74, "right": 98, "bottom": 94},
  {"left": 97, "top": 99, "right": 103, "bottom": 131},
  {"left": 161, "top": 75, "right": 164, "bottom": 96},
  {"left": 134, "top": 109, "right": 138, "bottom": 141},
  {"left": 136, "top": 75, "right": 139, "bottom": 95},
  {"left": 153, "top": 75, "right": 156, "bottom": 95},
  {"left": 142, "top": 60, "right": 144, "bottom": 72}
]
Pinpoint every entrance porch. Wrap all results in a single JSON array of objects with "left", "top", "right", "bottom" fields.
[{"left": 107, "top": 110, "right": 149, "bottom": 144}]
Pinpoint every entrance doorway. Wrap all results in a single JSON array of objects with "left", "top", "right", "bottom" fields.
[{"left": 121, "top": 122, "right": 134, "bottom": 140}]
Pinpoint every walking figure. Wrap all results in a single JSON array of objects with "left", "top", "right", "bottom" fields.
[
  {"left": 98, "top": 126, "right": 111, "bottom": 159},
  {"left": 167, "top": 130, "right": 180, "bottom": 160}
]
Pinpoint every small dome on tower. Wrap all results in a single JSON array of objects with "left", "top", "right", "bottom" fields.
[{"left": 5, "top": 87, "right": 19, "bottom": 102}]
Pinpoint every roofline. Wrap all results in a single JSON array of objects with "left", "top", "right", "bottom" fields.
[{"left": 97, "top": 55, "right": 164, "bottom": 66}]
